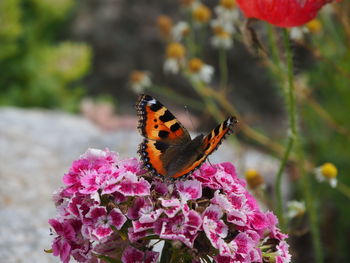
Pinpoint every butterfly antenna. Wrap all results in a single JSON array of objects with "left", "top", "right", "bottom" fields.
[
  {"left": 184, "top": 105, "right": 195, "bottom": 131},
  {"left": 208, "top": 158, "right": 213, "bottom": 167}
]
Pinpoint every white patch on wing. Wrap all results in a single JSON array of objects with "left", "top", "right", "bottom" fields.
[{"left": 148, "top": 99, "right": 157, "bottom": 105}]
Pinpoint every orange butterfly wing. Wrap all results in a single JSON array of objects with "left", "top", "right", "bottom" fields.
[
  {"left": 136, "top": 94, "right": 191, "bottom": 176},
  {"left": 171, "top": 116, "right": 237, "bottom": 178},
  {"left": 136, "top": 94, "right": 190, "bottom": 141}
]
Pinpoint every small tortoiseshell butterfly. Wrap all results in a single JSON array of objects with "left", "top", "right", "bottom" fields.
[{"left": 136, "top": 94, "right": 238, "bottom": 179}]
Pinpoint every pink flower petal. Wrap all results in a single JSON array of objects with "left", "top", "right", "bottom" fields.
[
  {"left": 132, "top": 221, "right": 154, "bottom": 233},
  {"left": 160, "top": 215, "right": 198, "bottom": 248},
  {"left": 115, "top": 172, "right": 151, "bottom": 196},
  {"left": 160, "top": 198, "right": 181, "bottom": 218},
  {"left": 121, "top": 246, "right": 144, "bottom": 263},
  {"left": 109, "top": 208, "right": 127, "bottom": 230},
  {"left": 249, "top": 211, "right": 268, "bottom": 230},
  {"left": 144, "top": 250, "right": 160, "bottom": 263},
  {"left": 93, "top": 225, "right": 113, "bottom": 240},
  {"left": 203, "top": 204, "right": 223, "bottom": 221},
  {"left": 128, "top": 227, "right": 149, "bottom": 243},
  {"left": 176, "top": 180, "right": 202, "bottom": 201},
  {"left": 52, "top": 237, "right": 72, "bottom": 263},
  {"left": 203, "top": 217, "right": 228, "bottom": 248}
]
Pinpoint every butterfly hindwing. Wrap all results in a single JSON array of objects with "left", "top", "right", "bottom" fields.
[
  {"left": 139, "top": 139, "right": 168, "bottom": 176},
  {"left": 170, "top": 116, "right": 237, "bottom": 178},
  {"left": 136, "top": 94, "right": 191, "bottom": 142}
]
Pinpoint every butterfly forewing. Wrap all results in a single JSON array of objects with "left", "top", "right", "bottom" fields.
[
  {"left": 136, "top": 94, "right": 191, "bottom": 176},
  {"left": 136, "top": 94, "right": 190, "bottom": 142}
]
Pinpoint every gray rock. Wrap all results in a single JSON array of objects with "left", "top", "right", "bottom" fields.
[{"left": 0, "top": 107, "right": 286, "bottom": 263}]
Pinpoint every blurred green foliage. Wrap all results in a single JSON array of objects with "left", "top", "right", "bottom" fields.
[
  {"left": 298, "top": 9, "right": 350, "bottom": 262},
  {"left": 0, "top": 0, "right": 91, "bottom": 111}
]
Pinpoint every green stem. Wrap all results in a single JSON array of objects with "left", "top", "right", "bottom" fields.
[
  {"left": 160, "top": 241, "right": 172, "bottom": 263},
  {"left": 267, "top": 25, "right": 282, "bottom": 72},
  {"left": 191, "top": 79, "right": 225, "bottom": 121},
  {"left": 275, "top": 137, "right": 293, "bottom": 231},
  {"left": 297, "top": 139, "right": 323, "bottom": 263},
  {"left": 219, "top": 47, "right": 228, "bottom": 93},
  {"left": 282, "top": 29, "right": 324, "bottom": 263},
  {"left": 283, "top": 30, "right": 297, "bottom": 136},
  {"left": 273, "top": 28, "right": 297, "bottom": 232},
  {"left": 186, "top": 12, "right": 197, "bottom": 57},
  {"left": 337, "top": 182, "right": 350, "bottom": 199}
]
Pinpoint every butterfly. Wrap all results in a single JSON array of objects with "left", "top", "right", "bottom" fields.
[{"left": 136, "top": 94, "right": 238, "bottom": 179}]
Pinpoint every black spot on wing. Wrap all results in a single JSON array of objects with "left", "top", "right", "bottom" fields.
[
  {"left": 143, "top": 95, "right": 153, "bottom": 101},
  {"left": 158, "top": 130, "right": 169, "bottom": 138},
  {"left": 159, "top": 110, "right": 175, "bottom": 122},
  {"left": 170, "top": 122, "right": 180, "bottom": 132},
  {"left": 150, "top": 102, "right": 162, "bottom": 112},
  {"left": 154, "top": 141, "right": 169, "bottom": 153}
]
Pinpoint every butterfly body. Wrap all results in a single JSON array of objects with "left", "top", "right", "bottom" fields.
[{"left": 136, "top": 94, "right": 237, "bottom": 179}]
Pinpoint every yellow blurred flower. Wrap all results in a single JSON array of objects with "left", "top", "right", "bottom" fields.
[
  {"left": 192, "top": 4, "right": 211, "bottom": 23},
  {"left": 187, "top": 58, "right": 214, "bottom": 83},
  {"left": 290, "top": 19, "right": 322, "bottom": 41},
  {"left": 306, "top": 19, "right": 322, "bottom": 34},
  {"left": 166, "top": 42, "right": 186, "bottom": 59},
  {"left": 188, "top": 58, "right": 203, "bottom": 73},
  {"left": 321, "top": 163, "right": 338, "bottom": 179},
  {"left": 157, "top": 15, "right": 173, "bottom": 39},
  {"left": 315, "top": 162, "right": 338, "bottom": 188},
  {"left": 129, "top": 70, "right": 151, "bottom": 94},
  {"left": 220, "top": 0, "right": 236, "bottom": 9},
  {"left": 245, "top": 169, "right": 264, "bottom": 189},
  {"left": 164, "top": 42, "right": 186, "bottom": 74}
]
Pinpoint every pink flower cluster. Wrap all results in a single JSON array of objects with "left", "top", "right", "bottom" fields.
[{"left": 48, "top": 148, "right": 291, "bottom": 263}]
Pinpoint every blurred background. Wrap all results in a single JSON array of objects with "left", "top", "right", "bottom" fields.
[{"left": 0, "top": 0, "right": 349, "bottom": 262}]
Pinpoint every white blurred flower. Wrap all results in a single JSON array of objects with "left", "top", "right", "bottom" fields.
[
  {"left": 172, "top": 21, "right": 189, "bottom": 42},
  {"left": 286, "top": 200, "right": 306, "bottom": 219},
  {"left": 187, "top": 58, "right": 214, "bottom": 83},
  {"left": 214, "top": 0, "right": 239, "bottom": 23},
  {"left": 289, "top": 27, "right": 309, "bottom": 41},
  {"left": 164, "top": 58, "right": 181, "bottom": 74},
  {"left": 314, "top": 162, "right": 338, "bottom": 188},
  {"left": 210, "top": 19, "right": 234, "bottom": 50},
  {"left": 290, "top": 19, "right": 322, "bottom": 41},
  {"left": 129, "top": 70, "right": 151, "bottom": 94},
  {"left": 163, "top": 42, "right": 186, "bottom": 74},
  {"left": 211, "top": 18, "right": 235, "bottom": 34}
]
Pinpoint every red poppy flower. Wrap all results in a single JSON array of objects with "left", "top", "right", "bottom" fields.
[{"left": 236, "top": 0, "right": 335, "bottom": 27}]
